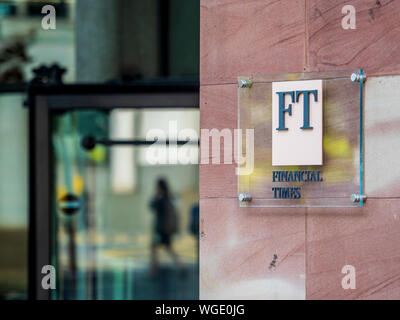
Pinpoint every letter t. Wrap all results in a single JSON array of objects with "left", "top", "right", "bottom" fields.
[{"left": 295, "top": 90, "right": 318, "bottom": 130}]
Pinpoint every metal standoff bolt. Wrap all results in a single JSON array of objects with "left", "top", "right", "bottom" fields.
[
  {"left": 238, "top": 193, "right": 252, "bottom": 202},
  {"left": 351, "top": 194, "right": 367, "bottom": 203},
  {"left": 350, "top": 73, "right": 367, "bottom": 82},
  {"left": 238, "top": 79, "right": 253, "bottom": 88}
]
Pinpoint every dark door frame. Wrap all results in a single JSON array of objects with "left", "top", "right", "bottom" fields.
[{"left": 27, "top": 81, "right": 199, "bottom": 300}]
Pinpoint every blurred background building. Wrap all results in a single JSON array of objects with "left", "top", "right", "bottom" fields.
[{"left": 0, "top": 0, "right": 199, "bottom": 300}]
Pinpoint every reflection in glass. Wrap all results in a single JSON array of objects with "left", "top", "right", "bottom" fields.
[{"left": 51, "top": 109, "right": 199, "bottom": 299}]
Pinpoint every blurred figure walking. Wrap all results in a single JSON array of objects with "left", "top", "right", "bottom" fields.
[{"left": 149, "top": 178, "right": 182, "bottom": 276}]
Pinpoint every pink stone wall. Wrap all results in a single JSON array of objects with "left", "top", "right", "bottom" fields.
[{"left": 200, "top": 0, "right": 400, "bottom": 299}]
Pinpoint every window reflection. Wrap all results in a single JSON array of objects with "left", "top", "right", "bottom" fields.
[{"left": 52, "top": 110, "right": 199, "bottom": 300}]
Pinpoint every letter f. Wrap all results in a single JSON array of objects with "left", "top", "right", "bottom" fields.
[{"left": 276, "top": 91, "right": 295, "bottom": 131}]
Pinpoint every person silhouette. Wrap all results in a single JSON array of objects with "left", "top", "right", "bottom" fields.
[{"left": 149, "top": 178, "right": 183, "bottom": 276}]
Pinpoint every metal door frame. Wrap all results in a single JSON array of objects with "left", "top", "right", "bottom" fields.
[{"left": 27, "top": 81, "right": 199, "bottom": 300}]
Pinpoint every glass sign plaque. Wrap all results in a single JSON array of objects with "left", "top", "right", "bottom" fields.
[{"left": 238, "top": 70, "right": 364, "bottom": 207}]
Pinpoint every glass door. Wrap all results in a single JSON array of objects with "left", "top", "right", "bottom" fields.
[{"left": 28, "top": 84, "right": 199, "bottom": 300}]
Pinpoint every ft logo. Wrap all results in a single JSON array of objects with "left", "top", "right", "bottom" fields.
[{"left": 272, "top": 80, "right": 323, "bottom": 166}]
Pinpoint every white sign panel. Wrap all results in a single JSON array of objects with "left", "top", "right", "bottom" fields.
[{"left": 272, "top": 80, "right": 323, "bottom": 166}]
